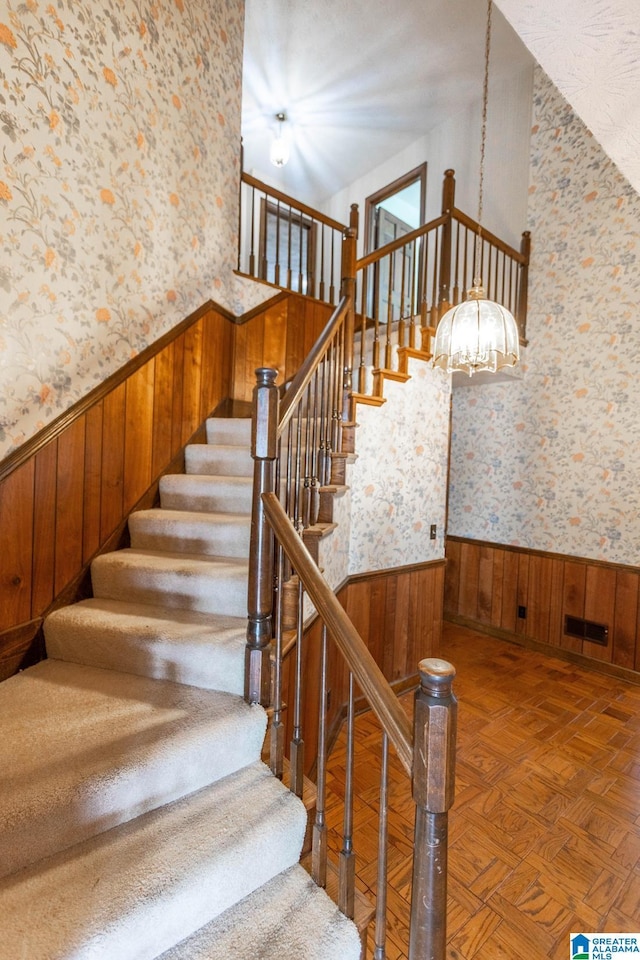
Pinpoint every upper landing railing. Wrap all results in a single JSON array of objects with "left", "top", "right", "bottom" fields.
[{"left": 238, "top": 169, "right": 530, "bottom": 396}]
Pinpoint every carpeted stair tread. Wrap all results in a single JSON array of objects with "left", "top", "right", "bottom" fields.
[
  {"left": 0, "top": 761, "right": 306, "bottom": 960},
  {"left": 91, "top": 548, "right": 249, "bottom": 616},
  {"left": 44, "top": 598, "right": 246, "bottom": 693},
  {"left": 185, "top": 443, "right": 254, "bottom": 478},
  {"left": 160, "top": 473, "right": 253, "bottom": 514},
  {"left": 157, "top": 864, "right": 361, "bottom": 960},
  {"left": 0, "top": 659, "right": 266, "bottom": 880},
  {"left": 206, "top": 417, "right": 251, "bottom": 445},
  {"left": 129, "top": 508, "right": 251, "bottom": 558}
]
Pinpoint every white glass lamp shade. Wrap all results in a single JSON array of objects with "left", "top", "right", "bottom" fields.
[
  {"left": 270, "top": 128, "right": 290, "bottom": 167},
  {"left": 433, "top": 281, "right": 520, "bottom": 376}
]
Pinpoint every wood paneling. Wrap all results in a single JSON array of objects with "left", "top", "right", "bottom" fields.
[
  {"left": 0, "top": 304, "right": 236, "bottom": 676},
  {"left": 446, "top": 536, "right": 640, "bottom": 679},
  {"left": 232, "top": 294, "right": 333, "bottom": 401},
  {"left": 282, "top": 560, "right": 445, "bottom": 777},
  {"left": 0, "top": 460, "right": 34, "bottom": 627}
]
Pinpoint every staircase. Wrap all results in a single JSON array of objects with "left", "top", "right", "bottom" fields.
[{"left": 0, "top": 417, "right": 361, "bottom": 960}]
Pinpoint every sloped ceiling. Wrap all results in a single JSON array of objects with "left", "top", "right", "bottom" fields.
[
  {"left": 495, "top": 0, "right": 640, "bottom": 195},
  {"left": 242, "top": 0, "right": 640, "bottom": 204},
  {"left": 241, "top": 0, "right": 532, "bottom": 205}
]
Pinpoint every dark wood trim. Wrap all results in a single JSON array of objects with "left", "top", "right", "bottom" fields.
[
  {"left": 364, "top": 162, "right": 428, "bottom": 255},
  {"left": 450, "top": 208, "right": 526, "bottom": 263},
  {"left": 445, "top": 612, "right": 640, "bottom": 688},
  {"left": 241, "top": 172, "right": 347, "bottom": 233},
  {"left": 447, "top": 535, "right": 640, "bottom": 576},
  {"left": 348, "top": 557, "right": 445, "bottom": 583},
  {"left": 356, "top": 214, "right": 448, "bottom": 272},
  {"left": 232, "top": 290, "right": 289, "bottom": 325},
  {"left": 0, "top": 299, "right": 235, "bottom": 484}
]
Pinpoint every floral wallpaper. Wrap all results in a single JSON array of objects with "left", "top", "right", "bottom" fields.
[
  {"left": 448, "top": 66, "right": 640, "bottom": 566},
  {"left": 348, "top": 359, "right": 450, "bottom": 574},
  {"left": 0, "top": 0, "right": 264, "bottom": 460}
]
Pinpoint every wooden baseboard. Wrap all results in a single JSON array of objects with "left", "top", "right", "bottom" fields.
[{"left": 445, "top": 613, "right": 640, "bottom": 687}]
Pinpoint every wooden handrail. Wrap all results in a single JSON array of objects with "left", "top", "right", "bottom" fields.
[
  {"left": 356, "top": 214, "right": 448, "bottom": 272},
  {"left": 278, "top": 295, "right": 349, "bottom": 435},
  {"left": 451, "top": 207, "right": 527, "bottom": 264},
  {"left": 241, "top": 172, "right": 347, "bottom": 233},
  {"left": 262, "top": 491, "right": 414, "bottom": 775}
]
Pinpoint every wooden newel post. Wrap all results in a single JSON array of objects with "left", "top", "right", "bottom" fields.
[
  {"left": 409, "top": 658, "right": 457, "bottom": 960},
  {"left": 438, "top": 169, "right": 456, "bottom": 314},
  {"left": 340, "top": 203, "right": 358, "bottom": 423},
  {"left": 517, "top": 230, "right": 531, "bottom": 341},
  {"left": 245, "top": 367, "right": 279, "bottom": 705}
]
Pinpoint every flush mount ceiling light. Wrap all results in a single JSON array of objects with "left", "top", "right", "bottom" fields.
[
  {"left": 433, "top": 0, "right": 520, "bottom": 377},
  {"left": 269, "top": 112, "right": 290, "bottom": 167}
]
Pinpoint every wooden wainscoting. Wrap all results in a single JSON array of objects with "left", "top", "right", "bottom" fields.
[
  {"left": 0, "top": 302, "right": 234, "bottom": 680},
  {"left": 445, "top": 536, "right": 640, "bottom": 678},
  {"left": 232, "top": 293, "right": 334, "bottom": 402},
  {"left": 281, "top": 559, "right": 445, "bottom": 776}
]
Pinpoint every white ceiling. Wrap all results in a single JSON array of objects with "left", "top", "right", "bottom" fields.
[
  {"left": 241, "top": 0, "right": 533, "bottom": 205},
  {"left": 495, "top": 0, "right": 640, "bottom": 195},
  {"left": 241, "top": 0, "right": 640, "bottom": 205}
]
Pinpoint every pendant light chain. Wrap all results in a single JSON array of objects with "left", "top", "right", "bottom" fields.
[{"left": 474, "top": 0, "right": 492, "bottom": 283}]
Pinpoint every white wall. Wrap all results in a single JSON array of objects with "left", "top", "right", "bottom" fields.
[{"left": 323, "top": 64, "right": 534, "bottom": 253}]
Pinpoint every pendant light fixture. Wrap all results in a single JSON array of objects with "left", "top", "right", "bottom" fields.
[
  {"left": 433, "top": 0, "right": 520, "bottom": 377},
  {"left": 269, "top": 112, "right": 290, "bottom": 167}
]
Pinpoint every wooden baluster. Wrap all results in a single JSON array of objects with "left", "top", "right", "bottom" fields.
[
  {"left": 409, "top": 659, "right": 457, "bottom": 960},
  {"left": 517, "top": 230, "right": 531, "bottom": 340},
  {"left": 320, "top": 223, "right": 326, "bottom": 302},
  {"left": 298, "top": 212, "right": 304, "bottom": 294},
  {"left": 452, "top": 220, "right": 461, "bottom": 305},
  {"left": 398, "top": 243, "right": 407, "bottom": 350},
  {"left": 385, "top": 250, "right": 393, "bottom": 369},
  {"left": 248, "top": 183, "right": 256, "bottom": 276},
  {"left": 358, "top": 266, "right": 368, "bottom": 393},
  {"left": 339, "top": 672, "right": 356, "bottom": 919},
  {"left": 438, "top": 169, "right": 455, "bottom": 310},
  {"left": 275, "top": 199, "right": 281, "bottom": 286},
  {"left": 289, "top": 577, "right": 305, "bottom": 798},
  {"left": 287, "top": 204, "right": 293, "bottom": 289},
  {"left": 430, "top": 228, "right": 440, "bottom": 329},
  {"left": 340, "top": 206, "right": 358, "bottom": 423},
  {"left": 329, "top": 229, "right": 336, "bottom": 304},
  {"left": 373, "top": 731, "right": 389, "bottom": 960},
  {"left": 312, "top": 623, "right": 329, "bottom": 888},
  {"left": 245, "top": 367, "right": 279, "bottom": 705},
  {"left": 462, "top": 225, "right": 469, "bottom": 297},
  {"left": 270, "top": 536, "right": 285, "bottom": 779}
]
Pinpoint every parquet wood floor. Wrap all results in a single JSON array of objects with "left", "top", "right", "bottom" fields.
[{"left": 324, "top": 622, "right": 640, "bottom": 959}]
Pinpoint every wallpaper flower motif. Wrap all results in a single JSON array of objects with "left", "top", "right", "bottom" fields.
[
  {"left": 0, "top": 0, "right": 257, "bottom": 459},
  {"left": 448, "top": 66, "right": 640, "bottom": 565},
  {"left": 349, "top": 359, "right": 450, "bottom": 574}
]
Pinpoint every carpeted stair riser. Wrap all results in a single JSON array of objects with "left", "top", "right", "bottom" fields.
[
  {"left": 205, "top": 417, "right": 252, "bottom": 446},
  {"left": 185, "top": 443, "right": 254, "bottom": 478},
  {"left": 0, "top": 762, "right": 306, "bottom": 960},
  {"left": 44, "top": 599, "right": 246, "bottom": 694},
  {"left": 129, "top": 508, "right": 251, "bottom": 558},
  {"left": 91, "top": 548, "right": 249, "bottom": 616},
  {"left": 160, "top": 474, "right": 253, "bottom": 514},
  {"left": 156, "top": 864, "right": 363, "bottom": 960},
  {"left": 0, "top": 659, "right": 266, "bottom": 879}
]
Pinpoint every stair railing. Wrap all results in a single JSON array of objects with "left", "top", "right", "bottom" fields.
[
  {"left": 244, "top": 209, "right": 356, "bottom": 703},
  {"left": 262, "top": 490, "right": 457, "bottom": 960},
  {"left": 238, "top": 172, "right": 349, "bottom": 305},
  {"left": 352, "top": 169, "right": 530, "bottom": 400}
]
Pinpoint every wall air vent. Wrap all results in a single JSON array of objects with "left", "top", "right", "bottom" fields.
[{"left": 564, "top": 615, "right": 609, "bottom": 646}]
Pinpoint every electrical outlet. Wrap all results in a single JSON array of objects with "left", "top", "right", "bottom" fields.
[
  {"left": 430, "top": 524, "right": 437, "bottom": 540},
  {"left": 518, "top": 605, "right": 527, "bottom": 619}
]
